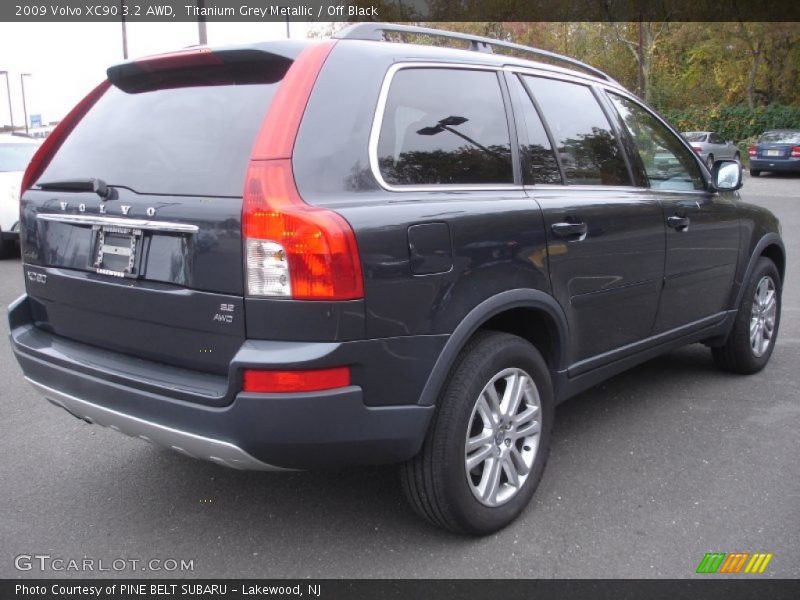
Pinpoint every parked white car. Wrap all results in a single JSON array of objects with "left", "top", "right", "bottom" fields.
[
  {"left": 0, "top": 134, "right": 40, "bottom": 257},
  {"left": 682, "top": 131, "right": 740, "bottom": 171}
]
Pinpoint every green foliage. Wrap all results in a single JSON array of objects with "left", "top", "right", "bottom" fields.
[{"left": 659, "top": 104, "right": 800, "bottom": 143}]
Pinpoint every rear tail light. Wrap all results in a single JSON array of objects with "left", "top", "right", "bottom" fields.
[
  {"left": 243, "top": 160, "right": 363, "bottom": 300},
  {"left": 749, "top": 145, "right": 757, "bottom": 157},
  {"left": 242, "top": 367, "right": 350, "bottom": 393},
  {"left": 243, "top": 40, "right": 362, "bottom": 301},
  {"left": 692, "top": 146, "right": 702, "bottom": 154},
  {"left": 20, "top": 80, "right": 110, "bottom": 198},
  {"left": 791, "top": 146, "right": 800, "bottom": 158}
]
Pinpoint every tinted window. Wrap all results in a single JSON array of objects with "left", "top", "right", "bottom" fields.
[
  {"left": 376, "top": 68, "right": 513, "bottom": 186},
  {"left": 709, "top": 133, "right": 724, "bottom": 144},
  {"left": 524, "top": 76, "right": 630, "bottom": 186},
  {"left": 38, "top": 64, "right": 286, "bottom": 197},
  {"left": 0, "top": 143, "right": 38, "bottom": 172},
  {"left": 508, "top": 75, "right": 561, "bottom": 185},
  {"left": 608, "top": 93, "right": 704, "bottom": 191}
]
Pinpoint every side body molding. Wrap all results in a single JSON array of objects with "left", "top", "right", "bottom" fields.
[{"left": 417, "top": 289, "right": 569, "bottom": 407}]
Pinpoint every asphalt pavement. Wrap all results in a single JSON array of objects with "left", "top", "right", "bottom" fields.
[{"left": 1, "top": 173, "right": 798, "bottom": 579}]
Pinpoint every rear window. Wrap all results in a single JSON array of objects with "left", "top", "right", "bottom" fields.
[
  {"left": 759, "top": 131, "right": 800, "bottom": 144},
  {"left": 0, "top": 143, "right": 39, "bottom": 172},
  {"left": 36, "top": 61, "right": 288, "bottom": 197},
  {"left": 683, "top": 132, "right": 707, "bottom": 142},
  {"left": 376, "top": 68, "right": 513, "bottom": 186}
]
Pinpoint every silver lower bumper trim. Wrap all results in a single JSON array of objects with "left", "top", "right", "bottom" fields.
[{"left": 25, "top": 377, "right": 289, "bottom": 471}]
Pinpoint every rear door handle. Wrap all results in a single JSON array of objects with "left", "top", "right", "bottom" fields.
[
  {"left": 551, "top": 222, "right": 588, "bottom": 239},
  {"left": 667, "top": 215, "right": 690, "bottom": 231}
]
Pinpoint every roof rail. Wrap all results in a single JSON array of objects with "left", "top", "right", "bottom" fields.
[{"left": 334, "top": 23, "right": 618, "bottom": 84}]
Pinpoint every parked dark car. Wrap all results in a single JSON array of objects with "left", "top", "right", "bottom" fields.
[
  {"left": 8, "top": 24, "right": 785, "bottom": 535},
  {"left": 749, "top": 129, "right": 800, "bottom": 176}
]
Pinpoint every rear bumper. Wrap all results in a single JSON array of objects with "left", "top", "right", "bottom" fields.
[
  {"left": 750, "top": 158, "right": 800, "bottom": 172},
  {"left": 9, "top": 294, "right": 437, "bottom": 470}
]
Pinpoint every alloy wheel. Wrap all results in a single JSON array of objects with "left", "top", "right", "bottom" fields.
[
  {"left": 464, "top": 367, "right": 542, "bottom": 507},
  {"left": 750, "top": 275, "right": 777, "bottom": 358}
]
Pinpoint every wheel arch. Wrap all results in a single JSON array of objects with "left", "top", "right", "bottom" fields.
[
  {"left": 733, "top": 233, "right": 786, "bottom": 310},
  {"left": 417, "top": 289, "right": 568, "bottom": 407}
]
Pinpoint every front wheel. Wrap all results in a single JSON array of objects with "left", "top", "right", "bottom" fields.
[
  {"left": 401, "top": 331, "right": 553, "bottom": 535},
  {"left": 712, "top": 257, "right": 781, "bottom": 374}
]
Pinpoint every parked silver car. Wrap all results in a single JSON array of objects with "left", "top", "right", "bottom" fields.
[{"left": 682, "top": 131, "right": 740, "bottom": 170}]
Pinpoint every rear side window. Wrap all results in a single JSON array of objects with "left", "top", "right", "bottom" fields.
[
  {"left": 524, "top": 76, "right": 630, "bottom": 186},
  {"left": 608, "top": 93, "right": 704, "bottom": 191},
  {"left": 507, "top": 75, "right": 561, "bottom": 185},
  {"left": 376, "top": 68, "right": 513, "bottom": 186},
  {"left": 37, "top": 61, "right": 288, "bottom": 197}
]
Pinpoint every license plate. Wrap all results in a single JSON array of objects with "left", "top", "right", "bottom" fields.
[
  {"left": 93, "top": 226, "right": 142, "bottom": 277},
  {"left": 766, "top": 149, "right": 781, "bottom": 157}
]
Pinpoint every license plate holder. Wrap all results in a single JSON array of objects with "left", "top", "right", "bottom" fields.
[{"left": 93, "top": 225, "right": 142, "bottom": 278}]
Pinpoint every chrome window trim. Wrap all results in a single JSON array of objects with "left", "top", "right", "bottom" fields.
[
  {"left": 368, "top": 62, "right": 523, "bottom": 193},
  {"left": 36, "top": 213, "right": 199, "bottom": 233}
]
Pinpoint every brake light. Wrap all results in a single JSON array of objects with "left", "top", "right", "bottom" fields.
[
  {"left": 791, "top": 146, "right": 800, "bottom": 158},
  {"left": 749, "top": 145, "right": 757, "bottom": 157},
  {"left": 243, "top": 40, "right": 363, "bottom": 301},
  {"left": 243, "top": 160, "right": 363, "bottom": 300},
  {"left": 692, "top": 146, "right": 702, "bottom": 154},
  {"left": 242, "top": 367, "right": 350, "bottom": 393},
  {"left": 20, "top": 80, "right": 110, "bottom": 198},
  {"left": 135, "top": 47, "right": 222, "bottom": 72}
]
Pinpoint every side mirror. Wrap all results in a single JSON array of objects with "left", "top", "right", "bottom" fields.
[{"left": 713, "top": 160, "right": 743, "bottom": 191}]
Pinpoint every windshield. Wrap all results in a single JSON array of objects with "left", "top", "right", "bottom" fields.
[
  {"left": 759, "top": 131, "right": 800, "bottom": 144},
  {"left": 682, "top": 132, "right": 707, "bottom": 142},
  {"left": 0, "top": 143, "right": 39, "bottom": 172}
]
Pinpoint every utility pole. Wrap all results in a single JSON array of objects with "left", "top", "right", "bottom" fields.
[
  {"left": 20, "top": 73, "right": 30, "bottom": 136},
  {"left": 197, "top": 0, "right": 207, "bottom": 44},
  {"left": 0, "top": 71, "right": 13, "bottom": 132},
  {"left": 120, "top": 0, "right": 129, "bottom": 59}
]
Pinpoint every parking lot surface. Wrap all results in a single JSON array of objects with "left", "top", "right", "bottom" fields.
[{"left": 1, "top": 173, "right": 798, "bottom": 578}]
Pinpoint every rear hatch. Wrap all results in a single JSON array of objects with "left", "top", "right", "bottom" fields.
[{"left": 19, "top": 45, "right": 298, "bottom": 374}]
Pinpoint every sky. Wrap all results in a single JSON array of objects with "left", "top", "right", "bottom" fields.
[{"left": 0, "top": 21, "right": 329, "bottom": 127}]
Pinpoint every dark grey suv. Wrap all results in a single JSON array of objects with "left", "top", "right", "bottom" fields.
[{"left": 8, "top": 24, "right": 785, "bottom": 535}]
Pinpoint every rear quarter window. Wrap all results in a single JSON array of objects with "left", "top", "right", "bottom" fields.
[{"left": 375, "top": 68, "right": 513, "bottom": 187}]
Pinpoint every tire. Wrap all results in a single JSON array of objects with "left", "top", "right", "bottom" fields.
[
  {"left": 712, "top": 257, "right": 781, "bottom": 374},
  {"left": 0, "top": 238, "right": 13, "bottom": 260},
  {"left": 706, "top": 154, "right": 714, "bottom": 170},
  {"left": 750, "top": 168, "right": 761, "bottom": 177},
  {"left": 401, "top": 330, "right": 554, "bottom": 535}
]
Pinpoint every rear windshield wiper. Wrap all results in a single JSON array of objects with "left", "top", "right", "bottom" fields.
[{"left": 38, "top": 177, "right": 110, "bottom": 198}]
